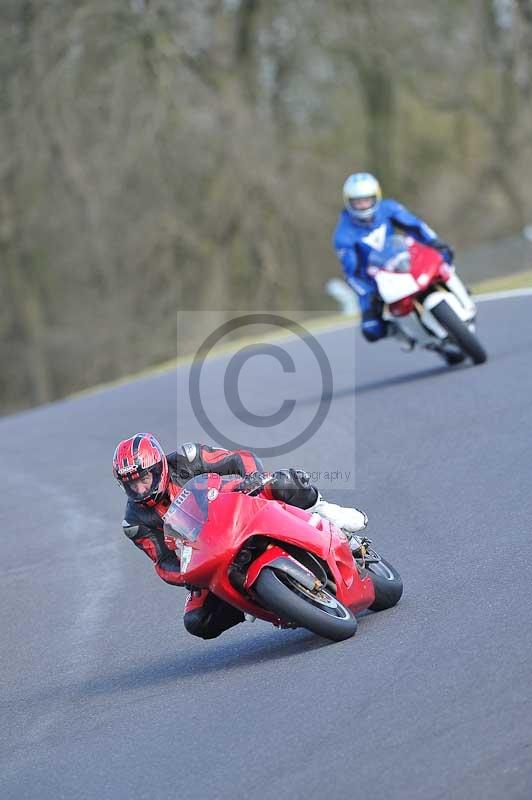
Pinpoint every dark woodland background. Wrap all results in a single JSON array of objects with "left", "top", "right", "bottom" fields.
[{"left": 2, "top": 1, "right": 532, "bottom": 413}]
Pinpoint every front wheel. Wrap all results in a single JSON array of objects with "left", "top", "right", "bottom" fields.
[
  {"left": 367, "top": 559, "right": 403, "bottom": 612},
  {"left": 254, "top": 568, "right": 357, "bottom": 642},
  {"left": 431, "top": 300, "right": 487, "bottom": 364}
]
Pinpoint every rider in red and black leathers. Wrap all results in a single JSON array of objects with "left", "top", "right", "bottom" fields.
[
  {"left": 118, "top": 440, "right": 319, "bottom": 639},
  {"left": 114, "top": 433, "right": 368, "bottom": 640}
]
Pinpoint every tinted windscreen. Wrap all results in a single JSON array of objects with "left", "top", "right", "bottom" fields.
[
  {"left": 368, "top": 235, "right": 410, "bottom": 272},
  {"left": 163, "top": 475, "right": 214, "bottom": 542}
]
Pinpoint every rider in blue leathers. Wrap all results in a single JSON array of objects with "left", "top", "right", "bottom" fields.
[{"left": 332, "top": 173, "right": 454, "bottom": 343}]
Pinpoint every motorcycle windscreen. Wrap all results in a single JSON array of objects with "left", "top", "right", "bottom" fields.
[
  {"left": 163, "top": 474, "right": 223, "bottom": 542},
  {"left": 368, "top": 235, "right": 418, "bottom": 302},
  {"left": 375, "top": 270, "right": 420, "bottom": 303}
]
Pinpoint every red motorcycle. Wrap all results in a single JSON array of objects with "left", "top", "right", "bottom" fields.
[
  {"left": 163, "top": 473, "right": 403, "bottom": 642},
  {"left": 368, "top": 235, "right": 487, "bottom": 364}
]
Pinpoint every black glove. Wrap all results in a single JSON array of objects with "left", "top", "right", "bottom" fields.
[
  {"left": 431, "top": 239, "right": 454, "bottom": 264},
  {"left": 235, "top": 471, "right": 266, "bottom": 497},
  {"left": 270, "top": 468, "right": 319, "bottom": 508}
]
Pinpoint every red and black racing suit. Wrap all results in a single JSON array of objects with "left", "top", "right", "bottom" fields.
[{"left": 122, "top": 443, "right": 317, "bottom": 639}]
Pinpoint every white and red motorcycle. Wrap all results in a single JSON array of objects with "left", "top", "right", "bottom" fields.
[{"left": 367, "top": 235, "right": 487, "bottom": 365}]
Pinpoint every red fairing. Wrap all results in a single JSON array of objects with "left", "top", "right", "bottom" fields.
[
  {"left": 408, "top": 241, "right": 444, "bottom": 282},
  {"left": 244, "top": 545, "right": 296, "bottom": 590},
  {"left": 162, "top": 473, "right": 375, "bottom": 626},
  {"left": 389, "top": 297, "right": 414, "bottom": 317},
  {"left": 387, "top": 242, "right": 451, "bottom": 317},
  {"left": 184, "top": 589, "right": 210, "bottom": 613}
]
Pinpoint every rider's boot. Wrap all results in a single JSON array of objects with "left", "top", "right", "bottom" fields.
[
  {"left": 386, "top": 320, "right": 415, "bottom": 351},
  {"left": 309, "top": 493, "right": 368, "bottom": 537},
  {"left": 311, "top": 496, "right": 373, "bottom": 558}
]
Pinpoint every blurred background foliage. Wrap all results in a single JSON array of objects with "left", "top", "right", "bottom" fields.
[{"left": 1, "top": 0, "right": 532, "bottom": 413}]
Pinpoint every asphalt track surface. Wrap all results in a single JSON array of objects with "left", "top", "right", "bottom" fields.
[{"left": 2, "top": 294, "right": 532, "bottom": 800}]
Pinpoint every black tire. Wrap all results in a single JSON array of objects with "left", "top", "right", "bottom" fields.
[
  {"left": 431, "top": 300, "right": 487, "bottom": 364},
  {"left": 254, "top": 567, "right": 357, "bottom": 642},
  {"left": 367, "top": 559, "right": 403, "bottom": 612}
]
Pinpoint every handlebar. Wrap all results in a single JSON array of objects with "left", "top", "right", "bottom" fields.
[{"left": 237, "top": 472, "right": 276, "bottom": 496}]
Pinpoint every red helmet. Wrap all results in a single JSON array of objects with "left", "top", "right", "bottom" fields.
[{"left": 112, "top": 433, "right": 169, "bottom": 504}]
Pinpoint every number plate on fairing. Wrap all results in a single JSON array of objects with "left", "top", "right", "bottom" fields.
[{"left": 180, "top": 545, "right": 193, "bottom": 573}]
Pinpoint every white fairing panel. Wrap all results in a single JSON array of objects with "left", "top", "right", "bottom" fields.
[
  {"left": 375, "top": 271, "right": 419, "bottom": 303},
  {"left": 423, "top": 290, "right": 475, "bottom": 321},
  {"left": 445, "top": 272, "right": 477, "bottom": 316},
  {"left": 421, "top": 291, "right": 476, "bottom": 338}
]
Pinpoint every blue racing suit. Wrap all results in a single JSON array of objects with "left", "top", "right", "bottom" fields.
[{"left": 332, "top": 199, "right": 445, "bottom": 341}]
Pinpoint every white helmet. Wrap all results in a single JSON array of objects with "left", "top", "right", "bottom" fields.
[{"left": 343, "top": 172, "right": 382, "bottom": 221}]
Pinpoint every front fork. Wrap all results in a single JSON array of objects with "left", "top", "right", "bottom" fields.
[
  {"left": 421, "top": 269, "right": 477, "bottom": 338},
  {"left": 445, "top": 270, "right": 476, "bottom": 320}
]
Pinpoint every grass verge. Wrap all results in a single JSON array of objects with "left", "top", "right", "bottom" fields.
[{"left": 471, "top": 268, "right": 532, "bottom": 293}]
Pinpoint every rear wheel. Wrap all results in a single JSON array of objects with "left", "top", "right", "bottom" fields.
[
  {"left": 431, "top": 300, "right": 487, "bottom": 364},
  {"left": 254, "top": 567, "right": 357, "bottom": 642},
  {"left": 367, "top": 559, "right": 403, "bottom": 612}
]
